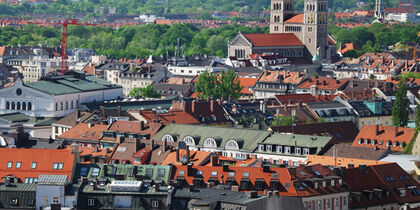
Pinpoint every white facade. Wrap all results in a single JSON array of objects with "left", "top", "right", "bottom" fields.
[
  {"left": 167, "top": 65, "right": 211, "bottom": 77},
  {"left": 36, "top": 184, "right": 77, "bottom": 210},
  {"left": 0, "top": 79, "right": 123, "bottom": 118},
  {"left": 17, "top": 57, "right": 61, "bottom": 83}
]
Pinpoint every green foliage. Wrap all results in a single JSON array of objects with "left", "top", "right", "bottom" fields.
[
  {"left": 329, "top": 23, "right": 420, "bottom": 54},
  {"left": 0, "top": 24, "right": 267, "bottom": 59},
  {"left": 404, "top": 128, "right": 418, "bottom": 154},
  {"left": 401, "top": 72, "right": 420, "bottom": 79},
  {"left": 416, "top": 105, "right": 420, "bottom": 129},
  {"left": 194, "top": 69, "right": 242, "bottom": 100},
  {"left": 272, "top": 115, "right": 293, "bottom": 127},
  {"left": 241, "top": 115, "right": 252, "bottom": 128},
  {"left": 392, "top": 79, "right": 409, "bottom": 127},
  {"left": 318, "top": 118, "right": 326, "bottom": 123},
  {"left": 128, "top": 86, "right": 161, "bottom": 98},
  {"left": 342, "top": 49, "right": 360, "bottom": 58}
]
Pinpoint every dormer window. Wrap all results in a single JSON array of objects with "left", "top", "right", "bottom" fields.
[
  {"left": 162, "top": 134, "right": 175, "bottom": 142},
  {"left": 225, "top": 140, "right": 239, "bottom": 150},
  {"left": 183, "top": 136, "right": 196, "bottom": 146},
  {"left": 7, "top": 161, "right": 12, "bottom": 168},
  {"left": 358, "top": 139, "right": 363, "bottom": 144},
  {"left": 31, "top": 162, "right": 37, "bottom": 169},
  {"left": 322, "top": 180, "right": 326, "bottom": 188},
  {"left": 276, "top": 146, "right": 282, "bottom": 153},
  {"left": 338, "top": 179, "right": 343, "bottom": 186},
  {"left": 331, "top": 179, "right": 335, "bottom": 187},
  {"left": 314, "top": 182, "right": 318, "bottom": 189},
  {"left": 266, "top": 145, "right": 272, "bottom": 152},
  {"left": 16, "top": 162, "right": 21, "bottom": 169},
  {"left": 203, "top": 138, "right": 217, "bottom": 148},
  {"left": 52, "top": 163, "right": 64, "bottom": 170},
  {"left": 258, "top": 144, "right": 264, "bottom": 152},
  {"left": 393, "top": 141, "right": 398, "bottom": 147},
  {"left": 295, "top": 148, "right": 301, "bottom": 155},
  {"left": 303, "top": 148, "right": 310, "bottom": 155},
  {"left": 284, "top": 147, "right": 291, "bottom": 154}
]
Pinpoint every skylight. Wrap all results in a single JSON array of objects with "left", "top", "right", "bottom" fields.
[
  {"left": 313, "top": 171, "right": 321, "bottom": 176},
  {"left": 92, "top": 168, "right": 100, "bottom": 177},
  {"left": 80, "top": 167, "right": 88, "bottom": 176}
]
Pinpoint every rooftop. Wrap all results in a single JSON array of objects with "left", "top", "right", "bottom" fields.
[{"left": 243, "top": 33, "right": 304, "bottom": 47}]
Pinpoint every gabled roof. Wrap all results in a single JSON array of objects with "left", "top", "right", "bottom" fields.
[
  {"left": 152, "top": 124, "right": 270, "bottom": 152},
  {"left": 258, "top": 70, "right": 305, "bottom": 84},
  {"left": 307, "top": 155, "right": 388, "bottom": 168},
  {"left": 139, "top": 110, "right": 200, "bottom": 125},
  {"left": 352, "top": 125, "right": 415, "bottom": 151},
  {"left": 58, "top": 123, "right": 108, "bottom": 142},
  {"left": 285, "top": 14, "right": 304, "bottom": 23},
  {"left": 161, "top": 149, "right": 211, "bottom": 166},
  {"left": 262, "top": 133, "right": 333, "bottom": 155},
  {"left": 243, "top": 33, "right": 304, "bottom": 47},
  {"left": 323, "top": 143, "right": 388, "bottom": 160},
  {"left": 53, "top": 111, "right": 94, "bottom": 127},
  {"left": 0, "top": 148, "right": 74, "bottom": 183},
  {"left": 296, "top": 77, "right": 348, "bottom": 90}
]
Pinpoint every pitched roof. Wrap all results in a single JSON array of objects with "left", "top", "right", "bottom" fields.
[
  {"left": 243, "top": 33, "right": 303, "bottom": 47},
  {"left": 139, "top": 110, "right": 200, "bottom": 125},
  {"left": 161, "top": 149, "right": 211, "bottom": 166},
  {"left": 262, "top": 133, "right": 333, "bottom": 155},
  {"left": 339, "top": 43, "right": 360, "bottom": 54},
  {"left": 352, "top": 125, "right": 415, "bottom": 151},
  {"left": 307, "top": 155, "right": 388, "bottom": 168},
  {"left": 53, "top": 111, "right": 94, "bottom": 127},
  {"left": 285, "top": 14, "right": 304, "bottom": 23},
  {"left": 152, "top": 124, "right": 271, "bottom": 152},
  {"left": 0, "top": 148, "right": 74, "bottom": 183},
  {"left": 237, "top": 77, "right": 258, "bottom": 95},
  {"left": 58, "top": 123, "right": 108, "bottom": 142},
  {"left": 258, "top": 70, "right": 305, "bottom": 84},
  {"left": 323, "top": 143, "right": 388, "bottom": 160},
  {"left": 270, "top": 121, "right": 359, "bottom": 144},
  {"left": 296, "top": 77, "right": 348, "bottom": 90}
]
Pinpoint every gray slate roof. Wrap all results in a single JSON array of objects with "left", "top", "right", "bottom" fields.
[{"left": 37, "top": 175, "right": 68, "bottom": 184}]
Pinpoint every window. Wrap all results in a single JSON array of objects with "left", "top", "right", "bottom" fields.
[
  {"left": 27, "top": 199, "right": 34, "bottom": 206},
  {"left": 7, "top": 161, "right": 12, "bottom": 168},
  {"left": 16, "top": 162, "right": 21, "bottom": 169},
  {"left": 318, "top": 200, "right": 322, "bottom": 210},
  {"left": 335, "top": 197, "right": 339, "bottom": 207},
  {"left": 11, "top": 198, "right": 18, "bottom": 206},
  {"left": 276, "top": 146, "right": 282, "bottom": 153},
  {"left": 92, "top": 168, "right": 100, "bottom": 177},
  {"left": 303, "top": 148, "right": 310, "bottom": 155},
  {"left": 28, "top": 102, "right": 32, "bottom": 110},
  {"left": 228, "top": 172, "right": 235, "bottom": 177},
  {"left": 157, "top": 169, "right": 165, "bottom": 178},
  {"left": 151, "top": 200, "right": 159, "bottom": 208},
  {"left": 284, "top": 147, "right": 291, "bottom": 154},
  {"left": 258, "top": 144, "right": 264, "bottom": 152},
  {"left": 196, "top": 171, "right": 203, "bottom": 176},
  {"left": 161, "top": 134, "right": 175, "bottom": 142},
  {"left": 343, "top": 197, "right": 347, "bottom": 206},
  {"left": 326, "top": 198, "right": 331, "bottom": 208},
  {"left": 295, "top": 147, "right": 301, "bottom": 155},
  {"left": 243, "top": 172, "right": 250, "bottom": 177},
  {"left": 211, "top": 171, "right": 217, "bottom": 176},
  {"left": 22, "top": 102, "right": 26, "bottom": 110},
  {"left": 178, "top": 170, "right": 185, "bottom": 176},
  {"left": 225, "top": 140, "right": 239, "bottom": 150},
  {"left": 6, "top": 101, "right": 10, "bottom": 109},
  {"left": 80, "top": 167, "right": 88, "bottom": 176},
  {"left": 145, "top": 168, "right": 154, "bottom": 178},
  {"left": 266, "top": 145, "right": 272, "bottom": 152},
  {"left": 183, "top": 136, "right": 196, "bottom": 146},
  {"left": 88, "top": 199, "right": 95, "bottom": 206},
  {"left": 53, "top": 163, "right": 64, "bottom": 170}
]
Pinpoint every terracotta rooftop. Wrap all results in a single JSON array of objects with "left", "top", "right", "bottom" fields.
[
  {"left": 285, "top": 14, "right": 304, "bottom": 23},
  {"left": 258, "top": 70, "right": 305, "bottom": 84},
  {"left": 307, "top": 155, "right": 388, "bottom": 168},
  {"left": 323, "top": 143, "right": 389, "bottom": 160},
  {"left": 237, "top": 77, "right": 258, "bottom": 95},
  {"left": 139, "top": 110, "right": 200, "bottom": 125},
  {"left": 297, "top": 77, "right": 348, "bottom": 91},
  {"left": 243, "top": 33, "right": 303, "bottom": 47},
  {"left": 161, "top": 149, "right": 211, "bottom": 166},
  {"left": 0, "top": 148, "right": 74, "bottom": 183},
  {"left": 339, "top": 43, "right": 360, "bottom": 55},
  {"left": 58, "top": 123, "right": 108, "bottom": 142},
  {"left": 352, "top": 125, "right": 415, "bottom": 152},
  {"left": 53, "top": 111, "right": 94, "bottom": 127}
]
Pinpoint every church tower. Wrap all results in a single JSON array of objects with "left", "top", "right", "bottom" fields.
[
  {"left": 303, "top": 0, "right": 329, "bottom": 61},
  {"left": 375, "top": 0, "right": 384, "bottom": 19},
  {"left": 270, "top": 0, "right": 295, "bottom": 33}
]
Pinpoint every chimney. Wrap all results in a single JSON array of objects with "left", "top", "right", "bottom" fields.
[
  {"left": 289, "top": 167, "right": 297, "bottom": 177},
  {"left": 140, "top": 121, "right": 145, "bottom": 131},
  {"left": 231, "top": 185, "right": 239, "bottom": 192},
  {"left": 232, "top": 104, "right": 237, "bottom": 115},
  {"left": 192, "top": 100, "right": 196, "bottom": 113},
  {"left": 92, "top": 180, "right": 98, "bottom": 190},
  {"left": 359, "top": 164, "right": 367, "bottom": 174},
  {"left": 100, "top": 106, "right": 105, "bottom": 117},
  {"left": 117, "top": 106, "right": 121, "bottom": 116},
  {"left": 161, "top": 139, "right": 167, "bottom": 153},
  {"left": 186, "top": 146, "right": 190, "bottom": 162},
  {"left": 298, "top": 100, "right": 302, "bottom": 109},
  {"left": 262, "top": 164, "right": 270, "bottom": 172},
  {"left": 394, "top": 126, "right": 399, "bottom": 137},
  {"left": 248, "top": 191, "right": 258, "bottom": 198},
  {"left": 71, "top": 143, "right": 81, "bottom": 163},
  {"left": 88, "top": 122, "right": 93, "bottom": 128},
  {"left": 340, "top": 166, "right": 346, "bottom": 176},
  {"left": 148, "top": 139, "right": 154, "bottom": 150},
  {"left": 210, "top": 99, "right": 214, "bottom": 113},
  {"left": 350, "top": 80, "right": 354, "bottom": 88},
  {"left": 176, "top": 148, "right": 180, "bottom": 162},
  {"left": 50, "top": 202, "right": 61, "bottom": 210},
  {"left": 117, "top": 136, "right": 124, "bottom": 144},
  {"left": 155, "top": 182, "right": 160, "bottom": 192},
  {"left": 210, "top": 154, "right": 218, "bottom": 166},
  {"left": 103, "top": 165, "right": 108, "bottom": 176},
  {"left": 322, "top": 80, "right": 327, "bottom": 85}
]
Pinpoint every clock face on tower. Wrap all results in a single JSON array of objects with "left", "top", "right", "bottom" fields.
[{"left": 306, "top": 13, "right": 314, "bottom": 24}]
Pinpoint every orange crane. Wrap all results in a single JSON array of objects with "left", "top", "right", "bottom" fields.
[{"left": 61, "top": 19, "right": 96, "bottom": 75}]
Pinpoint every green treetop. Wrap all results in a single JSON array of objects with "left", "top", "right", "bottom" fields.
[
  {"left": 392, "top": 79, "right": 409, "bottom": 127},
  {"left": 194, "top": 69, "right": 242, "bottom": 100},
  {"left": 128, "top": 85, "right": 161, "bottom": 98}
]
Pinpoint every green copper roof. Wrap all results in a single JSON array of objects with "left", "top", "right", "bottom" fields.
[
  {"left": 24, "top": 71, "right": 121, "bottom": 95},
  {"left": 0, "top": 112, "right": 57, "bottom": 126},
  {"left": 152, "top": 124, "right": 271, "bottom": 152},
  {"left": 312, "top": 53, "right": 319, "bottom": 61}
]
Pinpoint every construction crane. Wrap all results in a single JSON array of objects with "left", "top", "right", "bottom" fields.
[{"left": 61, "top": 18, "right": 96, "bottom": 75}]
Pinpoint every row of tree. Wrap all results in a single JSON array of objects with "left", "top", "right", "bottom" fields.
[{"left": 0, "top": 23, "right": 267, "bottom": 58}]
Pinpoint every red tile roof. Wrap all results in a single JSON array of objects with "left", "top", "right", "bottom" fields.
[
  {"left": 0, "top": 148, "right": 75, "bottom": 183},
  {"left": 161, "top": 149, "right": 211, "bottom": 166},
  {"left": 285, "top": 14, "right": 304, "bottom": 23},
  {"left": 352, "top": 125, "right": 415, "bottom": 151},
  {"left": 82, "top": 63, "right": 96, "bottom": 75},
  {"left": 334, "top": 12, "right": 352, "bottom": 19},
  {"left": 297, "top": 77, "right": 348, "bottom": 91},
  {"left": 384, "top": 7, "right": 412, "bottom": 13},
  {"left": 340, "top": 43, "right": 360, "bottom": 54},
  {"left": 258, "top": 70, "right": 305, "bottom": 84},
  {"left": 275, "top": 93, "right": 318, "bottom": 104},
  {"left": 59, "top": 123, "right": 108, "bottom": 142},
  {"left": 307, "top": 155, "right": 388, "bottom": 168},
  {"left": 328, "top": 35, "right": 337, "bottom": 45},
  {"left": 243, "top": 33, "right": 303, "bottom": 47},
  {"left": 139, "top": 110, "right": 200, "bottom": 125},
  {"left": 237, "top": 77, "right": 258, "bottom": 95}
]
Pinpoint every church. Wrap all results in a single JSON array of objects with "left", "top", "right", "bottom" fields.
[{"left": 228, "top": 0, "right": 337, "bottom": 64}]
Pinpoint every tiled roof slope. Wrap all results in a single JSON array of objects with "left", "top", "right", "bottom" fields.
[
  {"left": 285, "top": 14, "right": 304, "bottom": 23},
  {"left": 0, "top": 148, "right": 74, "bottom": 183},
  {"left": 139, "top": 110, "right": 200, "bottom": 125},
  {"left": 307, "top": 155, "right": 388, "bottom": 168},
  {"left": 323, "top": 143, "right": 388, "bottom": 160},
  {"left": 58, "top": 123, "right": 108, "bottom": 142},
  {"left": 244, "top": 33, "right": 304, "bottom": 47},
  {"left": 297, "top": 77, "right": 348, "bottom": 90},
  {"left": 352, "top": 125, "right": 415, "bottom": 151}
]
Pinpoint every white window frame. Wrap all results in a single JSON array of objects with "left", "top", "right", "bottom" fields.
[
  {"left": 31, "top": 162, "right": 37, "bottom": 169},
  {"left": 162, "top": 134, "right": 175, "bottom": 142},
  {"left": 225, "top": 140, "right": 239, "bottom": 150},
  {"left": 183, "top": 136, "right": 196, "bottom": 146},
  {"left": 204, "top": 138, "right": 217, "bottom": 148},
  {"left": 295, "top": 147, "right": 301, "bottom": 155},
  {"left": 7, "top": 161, "right": 12, "bottom": 168},
  {"left": 258, "top": 144, "right": 264, "bottom": 152},
  {"left": 88, "top": 199, "right": 95, "bottom": 206},
  {"left": 284, "top": 147, "right": 291, "bottom": 154},
  {"left": 266, "top": 145, "right": 272, "bottom": 152},
  {"left": 303, "top": 148, "right": 310, "bottom": 155},
  {"left": 276, "top": 146, "right": 282, "bottom": 153},
  {"left": 151, "top": 200, "right": 159, "bottom": 208}
]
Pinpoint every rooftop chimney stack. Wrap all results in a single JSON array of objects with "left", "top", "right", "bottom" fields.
[
  {"left": 394, "top": 126, "right": 399, "bottom": 137},
  {"left": 192, "top": 100, "right": 196, "bottom": 113},
  {"left": 210, "top": 99, "right": 214, "bottom": 113}
]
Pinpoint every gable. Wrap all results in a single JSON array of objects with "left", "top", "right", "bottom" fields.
[
  {"left": 229, "top": 33, "right": 252, "bottom": 47},
  {"left": 0, "top": 80, "right": 52, "bottom": 100}
]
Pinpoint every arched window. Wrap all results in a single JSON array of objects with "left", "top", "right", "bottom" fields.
[
  {"left": 278, "top": 3, "right": 281, "bottom": 10},
  {"left": 183, "top": 136, "right": 195, "bottom": 146},
  {"left": 11, "top": 102, "right": 15, "bottom": 110},
  {"left": 28, "top": 102, "right": 32, "bottom": 110},
  {"left": 204, "top": 138, "right": 217, "bottom": 148},
  {"left": 17, "top": 102, "right": 21, "bottom": 110},
  {"left": 225, "top": 140, "right": 239, "bottom": 150},
  {"left": 55, "top": 103, "right": 58, "bottom": 111},
  {"left": 66, "top": 101, "right": 68, "bottom": 110},
  {"left": 6, "top": 101, "right": 10, "bottom": 110},
  {"left": 71, "top": 101, "right": 74, "bottom": 109},
  {"left": 162, "top": 134, "right": 175, "bottom": 142},
  {"left": 22, "top": 102, "right": 26, "bottom": 110},
  {"left": 61, "top": 102, "right": 63, "bottom": 110}
]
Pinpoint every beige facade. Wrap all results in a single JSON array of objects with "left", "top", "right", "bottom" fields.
[{"left": 357, "top": 115, "right": 392, "bottom": 129}]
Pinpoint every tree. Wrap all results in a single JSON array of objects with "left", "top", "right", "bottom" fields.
[
  {"left": 194, "top": 69, "right": 242, "bottom": 100},
  {"left": 128, "top": 86, "right": 161, "bottom": 98},
  {"left": 392, "top": 79, "right": 409, "bottom": 127},
  {"left": 272, "top": 116, "right": 293, "bottom": 126}
]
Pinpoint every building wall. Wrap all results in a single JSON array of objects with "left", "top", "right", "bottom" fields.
[
  {"left": 36, "top": 185, "right": 66, "bottom": 210},
  {"left": 0, "top": 189, "right": 36, "bottom": 209},
  {"left": 77, "top": 193, "right": 170, "bottom": 209},
  {"left": 357, "top": 115, "right": 392, "bottom": 129},
  {"left": 302, "top": 192, "right": 349, "bottom": 210}
]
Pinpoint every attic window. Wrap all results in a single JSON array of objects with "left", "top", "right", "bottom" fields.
[
  {"left": 385, "top": 176, "right": 395, "bottom": 182},
  {"left": 357, "top": 139, "right": 363, "bottom": 144},
  {"left": 243, "top": 172, "right": 250, "bottom": 177},
  {"left": 53, "top": 163, "right": 64, "bottom": 170},
  {"left": 211, "top": 171, "right": 217, "bottom": 176},
  {"left": 7, "top": 161, "right": 12, "bottom": 168},
  {"left": 157, "top": 169, "right": 165, "bottom": 178},
  {"left": 178, "top": 170, "right": 185, "bottom": 176},
  {"left": 228, "top": 172, "right": 235, "bottom": 177},
  {"left": 80, "top": 167, "right": 88, "bottom": 176},
  {"left": 31, "top": 162, "right": 37, "bottom": 169},
  {"left": 92, "top": 168, "right": 100, "bottom": 177}
]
